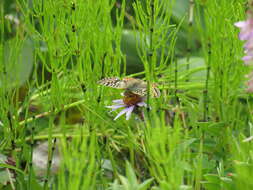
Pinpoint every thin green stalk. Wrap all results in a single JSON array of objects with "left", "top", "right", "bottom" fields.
[
  {"left": 186, "top": 0, "right": 194, "bottom": 82},
  {"left": 147, "top": 0, "right": 155, "bottom": 107},
  {"left": 106, "top": 139, "right": 121, "bottom": 181},
  {"left": 174, "top": 58, "right": 179, "bottom": 104},
  {"left": 0, "top": 2, "right": 4, "bottom": 67},
  {"left": 28, "top": 126, "right": 35, "bottom": 190},
  {"left": 18, "top": 99, "right": 85, "bottom": 126},
  {"left": 43, "top": 137, "right": 57, "bottom": 190},
  {"left": 203, "top": 42, "right": 211, "bottom": 121}
]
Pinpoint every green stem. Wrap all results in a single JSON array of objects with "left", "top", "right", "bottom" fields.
[
  {"left": 186, "top": 0, "right": 194, "bottom": 82},
  {"left": 147, "top": 0, "right": 155, "bottom": 106},
  {"left": 203, "top": 42, "right": 211, "bottom": 121},
  {"left": 174, "top": 58, "right": 178, "bottom": 104},
  {"left": 28, "top": 126, "right": 35, "bottom": 190},
  {"left": 43, "top": 137, "right": 57, "bottom": 190}
]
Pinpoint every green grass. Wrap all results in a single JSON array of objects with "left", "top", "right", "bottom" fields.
[{"left": 0, "top": 0, "right": 252, "bottom": 189}]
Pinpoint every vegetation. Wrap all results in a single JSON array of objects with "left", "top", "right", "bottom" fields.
[{"left": 0, "top": 0, "right": 252, "bottom": 189}]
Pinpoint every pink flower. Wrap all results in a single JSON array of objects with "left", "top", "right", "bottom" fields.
[
  {"left": 235, "top": 13, "right": 253, "bottom": 92},
  {"left": 235, "top": 15, "right": 253, "bottom": 65},
  {"left": 242, "top": 54, "right": 253, "bottom": 65},
  {"left": 246, "top": 72, "right": 253, "bottom": 92},
  {"left": 247, "top": 78, "right": 253, "bottom": 92},
  {"left": 235, "top": 19, "right": 253, "bottom": 41}
]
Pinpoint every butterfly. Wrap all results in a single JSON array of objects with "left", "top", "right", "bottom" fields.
[{"left": 98, "top": 77, "right": 160, "bottom": 98}]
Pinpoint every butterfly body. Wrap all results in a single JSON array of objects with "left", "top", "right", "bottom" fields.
[{"left": 98, "top": 77, "right": 160, "bottom": 98}]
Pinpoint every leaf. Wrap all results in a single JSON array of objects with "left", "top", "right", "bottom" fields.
[
  {"left": 138, "top": 178, "right": 154, "bottom": 190},
  {"left": 171, "top": 0, "right": 189, "bottom": 21},
  {"left": 0, "top": 163, "right": 25, "bottom": 175},
  {"left": 119, "top": 175, "right": 130, "bottom": 190},
  {"left": 177, "top": 57, "right": 207, "bottom": 82},
  {"left": 204, "top": 174, "right": 220, "bottom": 184},
  {"left": 197, "top": 121, "right": 226, "bottom": 136},
  {"left": 121, "top": 30, "right": 146, "bottom": 74},
  {"left": 179, "top": 185, "right": 192, "bottom": 190},
  {"left": 1, "top": 37, "right": 34, "bottom": 88},
  {"left": 178, "top": 138, "right": 197, "bottom": 151},
  {"left": 110, "top": 179, "right": 123, "bottom": 190},
  {"left": 125, "top": 161, "right": 138, "bottom": 185},
  {"left": 201, "top": 181, "right": 220, "bottom": 190},
  {"left": 0, "top": 170, "right": 11, "bottom": 186}
]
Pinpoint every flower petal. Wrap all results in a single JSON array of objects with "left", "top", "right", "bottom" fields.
[
  {"left": 106, "top": 104, "right": 125, "bottom": 111},
  {"left": 112, "top": 99, "right": 124, "bottom": 104},
  {"left": 125, "top": 106, "right": 135, "bottom": 120},
  {"left": 247, "top": 78, "right": 253, "bottom": 92},
  {"left": 234, "top": 21, "right": 246, "bottom": 28},
  {"left": 137, "top": 102, "right": 147, "bottom": 107},
  {"left": 242, "top": 55, "right": 253, "bottom": 61},
  {"left": 242, "top": 55, "right": 253, "bottom": 65},
  {"left": 114, "top": 108, "right": 129, "bottom": 120},
  {"left": 239, "top": 32, "right": 250, "bottom": 41}
]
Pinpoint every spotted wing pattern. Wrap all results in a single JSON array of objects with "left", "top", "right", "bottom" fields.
[
  {"left": 97, "top": 77, "right": 126, "bottom": 89},
  {"left": 130, "top": 86, "right": 160, "bottom": 98},
  {"left": 129, "top": 88, "right": 147, "bottom": 97},
  {"left": 98, "top": 77, "right": 160, "bottom": 98},
  {"left": 151, "top": 85, "right": 161, "bottom": 98}
]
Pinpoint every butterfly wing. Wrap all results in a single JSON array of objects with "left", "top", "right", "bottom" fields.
[
  {"left": 98, "top": 77, "right": 161, "bottom": 97},
  {"left": 129, "top": 88, "right": 147, "bottom": 97},
  {"left": 129, "top": 84, "right": 160, "bottom": 98},
  {"left": 152, "top": 86, "right": 161, "bottom": 98},
  {"left": 98, "top": 77, "right": 126, "bottom": 89}
]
